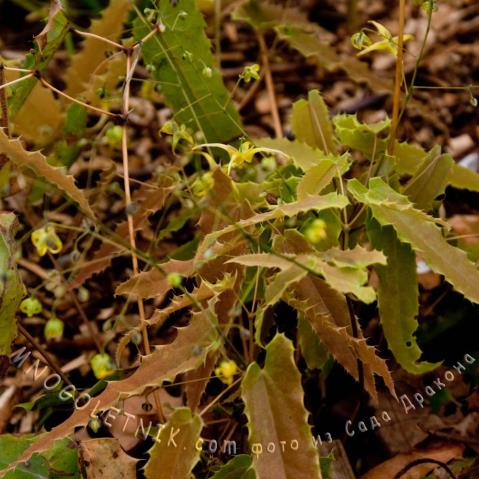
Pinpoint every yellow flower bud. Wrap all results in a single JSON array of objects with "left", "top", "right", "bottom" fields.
[
  {"left": 215, "top": 359, "right": 238, "bottom": 386},
  {"left": 90, "top": 353, "right": 116, "bottom": 380},
  {"left": 20, "top": 296, "right": 42, "bottom": 317},
  {"left": 305, "top": 218, "right": 328, "bottom": 244}
]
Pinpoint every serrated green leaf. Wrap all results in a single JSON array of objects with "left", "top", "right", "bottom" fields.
[
  {"left": 367, "top": 218, "right": 440, "bottom": 374},
  {"left": 333, "top": 114, "right": 390, "bottom": 155},
  {"left": 291, "top": 90, "right": 337, "bottom": 154},
  {"left": 313, "top": 261, "right": 376, "bottom": 303},
  {"left": 0, "top": 213, "right": 24, "bottom": 357},
  {"left": 229, "top": 245, "right": 383, "bottom": 304},
  {"left": 349, "top": 177, "right": 479, "bottom": 304},
  {"left": 134, "top": 1, "right": 243, "bottom": 143},
  {"left": 298, "top": 317, "right": 330, "bottom": 370},
  {"left": 403, "top": 146, "right": 453, "bottom": 211},
  {"left": 144, "top": 408, "right": 202, "bottom": 479},
  {"left": 241, "top": 333, "right": 322, "bottom": 479},
  {"left": 210, "top": 455, "right": 256, "bottom": 479},
  {"left": 333, "top": 121, "right": 479, "bottom": 196},
  {"left": 321, "top": 245, "right": 386, "bottom": 269},
  {"left": 297, "top": 155, "right": 351, "bottom": 198},
  {"left": 265, "top": 265, "right": 308, "bottom": 306}
]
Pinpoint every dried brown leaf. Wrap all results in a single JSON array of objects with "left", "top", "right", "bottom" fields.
[
  {"left": 360, "top": 444, "right": 464, "bottom": 479},
  {"left": 79, "top": 438, "right": 137, "bottom": 479}
]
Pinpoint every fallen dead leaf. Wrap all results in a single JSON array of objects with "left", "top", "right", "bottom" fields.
[
  {"left": 361, "top": 444, "right": 464, "bottom": 479},
  {"left": 79, "top": 437, "right": 137, "bottom": 479}
]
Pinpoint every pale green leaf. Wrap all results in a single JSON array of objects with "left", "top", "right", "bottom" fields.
[
  {"left": 395, "top": 142, "right": 479, "bottom": 194},
  {"left": 265, "top": 265, "right": 308, "bottom": 306},
  {"left": 368, "top": 218, "right": 440, "bottom": 374},
  {"left": 349, "top": 177, "right": 479, "bottom": 304},
  {"left": 297, "top": 317, "right": 330, "bottom": 370},
  {"left": 297, "top": 155, "right": 350, "bottom": 199},
  {"left": 276, "top": 26, "right": 394, "bottom": 94},
  {"left": 241, "top": 333, "right": 322, "bottom": 479},
  {"left": 275, "top": 230, "right": 395, "bottom": 400},
  {"left": 144, "top": 408, "right": 202, "bottom": 479},
  {"left": 232, "top": 0, "right": 309, "bottom": 31},
  {"left": 333, "top": 114, "right": 390, "bottom": 155},
  {"left": 320, "top": 245, "right": 386, "bottom": 269},
  {"left": 403, "top": 147, "right": 453, "bottom": 211},
  {"left": 291, "top": 90, "right": 337, "bottom": 154},
  {"left": 255, "top": 137, "right": 329, "bottom": 171},
  {"left": 229, "top": 245, "right": 382, "bottom": 304},
  {"left": 226, "top": 253, "right": 292, "bottom": 270},
  {"left": 314, "top": 261, "right": 376, "bottom": 304}
]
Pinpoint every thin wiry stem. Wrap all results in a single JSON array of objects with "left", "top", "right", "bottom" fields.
[
  {"left": 18, "top": 323, "right": 74, "bottom": 388},
  {"left": 398, "top": 1, "right": 434, "bottom": 125},
  {"left": 199, "top": 376, "right": 242, "bottom": 417},
  {"left": 257, "top": 31, "right": 283, "bottom": 138},
  {"left": 72, "top": 28, "right": 125, "bottom": 51},
  {"left": 40, "top": 78, "right": 119, "bottom": 118},
  {"left": 0, "top": 73, "right": 34, "bottom": 92},
  {"left": 387, "top": 0, "right": 406, "bottom": 154},
  {"left": 3, "top": 66, "right": 31, "bottom": 73}
]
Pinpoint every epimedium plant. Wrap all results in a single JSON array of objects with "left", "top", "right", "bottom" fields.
[{"left": 1, "top": 0, "right": 479, "bottom": 478}]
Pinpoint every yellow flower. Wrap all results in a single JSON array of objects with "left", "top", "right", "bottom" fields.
[
  {"left": 230, "top": 141, "right": 258, "bottom": 168},
  {"left": 31, "top": 225, "right": 63, "bottom": 257},
  {"left": 193, "top": 141, "right": 286, "bottom": 175},
  {"left": 215, "top": 359, "right": 238, "bottom": 385},
  {"left": 305, "top": 218, "right": 328, "bottom": 244},
  {"left": 240, "top": 64, "right": 260, "bottom": 83},
  {"left": 352, "top": 21, "right": 413, "bottom": 58}
]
